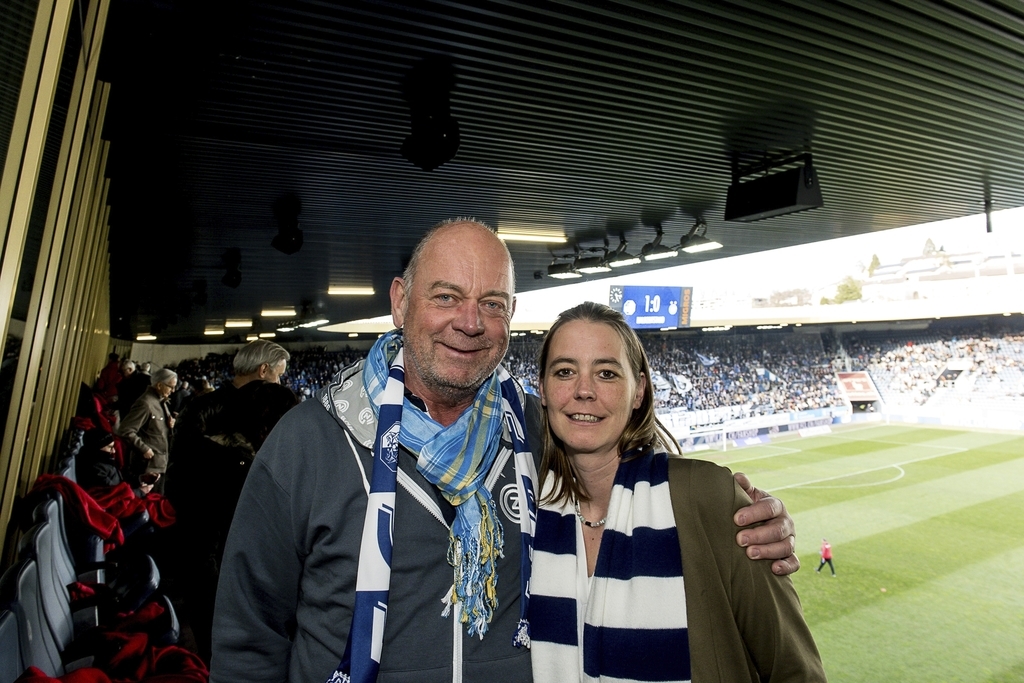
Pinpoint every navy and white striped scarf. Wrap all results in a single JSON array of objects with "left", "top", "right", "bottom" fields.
[
  {"left": 327, "top": 332, "right": 538, "bottom": 683},
  {"left": 529, "top": 452, "right": 691, "bottom": 683}
]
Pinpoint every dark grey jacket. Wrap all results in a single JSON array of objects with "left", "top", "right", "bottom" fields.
[
  {"left": 210, "top": 361, "right": 539, "bottom": 683},
  {"left": 118, "top": 386, "right": 171, "bottom": 472}
]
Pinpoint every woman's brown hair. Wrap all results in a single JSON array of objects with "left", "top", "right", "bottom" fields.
[{"left": 537, "top": 301, "right": 680, "bottom": 506}]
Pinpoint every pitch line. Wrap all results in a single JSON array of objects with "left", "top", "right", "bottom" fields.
[
  {"left": 799, "top": 465, "right": 906, "bottom": 488},
  {"left": 770, "top": 447, "right": 965, "bottom": 491}
]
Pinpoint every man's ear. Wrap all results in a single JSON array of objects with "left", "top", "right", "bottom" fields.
[
  {"left": 510, "top": 296, "right": 517, "bottom": 319},
  {"left": 258, "top": 362, "right": 270, "bottom": 379},
  {"left": 390, "top": 277, "right": 407, "bottom": 328}
]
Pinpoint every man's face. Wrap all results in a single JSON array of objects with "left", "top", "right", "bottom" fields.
[
  {"left": 262, "top": 360, "right": 287, "bottom": 384},
  {"left": 391, "top": 223, "right": 515, "bottom": 405},
  {"left": 156, "top": 378, "right": 177, "bottom": 400}
]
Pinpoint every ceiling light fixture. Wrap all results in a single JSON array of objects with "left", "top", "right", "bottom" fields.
[
  {"left": 547, "top": 259, "right": 581, "bottom": 279},
  {"left": 328, "top": 286, "right": 375, "bottom": 296},
  {"left": 204, "top": 328, "right": 225, "bottom": 336},
  {"left": 136, "top": 333, "right": 156, "bottom": 341},
  {"left": 246, "top": 334, "right": 259, "bottom": 341},
  {"left": 258, "top": 332, "right": 276, "bottom": 338},
  {"left": 298, "top": 319, "right": 330, "bottom": 328},
  {"left": 271, "top": 193, "right": 304, "bottom": 255},
  {"left": 277, "top": 326, "right": 295, "bottom": 332},
  {"left": 575, "top": 250, "right": 611, "bottom": 274},
  {"left": 225, "top": 319, "right": 253, "bottom": 328},
  {"left": 606, "top": 234, "right": 641, "bottom": 268},
  {"left": 262, "top": 307, "right": 297, "bottom": 317},
  {"left": 679, "top": 218, "right": 723, "bottom": 254},
  {"left": 220, "top": 248, "right": 242, "bottom": 288},
  {"left": 641, "top": 223, "right": 678, "bottom": 261},
  {"left": 497, "top": 232, "right": 567, "bottom": 244}
]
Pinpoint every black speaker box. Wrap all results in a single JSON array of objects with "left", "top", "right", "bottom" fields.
[{"left": 724, "top": 165, "right": 823, "bottom": 222}]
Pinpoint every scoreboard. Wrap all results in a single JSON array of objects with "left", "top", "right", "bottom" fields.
[{"left": 609, "top": 285, "right": 693, "bottom": 329}]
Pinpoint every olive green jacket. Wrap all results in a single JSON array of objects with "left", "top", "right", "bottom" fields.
[{"left": 669, "top": 457, "right": 827, "bottom": 682}]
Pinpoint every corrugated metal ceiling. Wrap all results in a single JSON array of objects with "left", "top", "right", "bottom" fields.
[{"left": 98, "top": 0, "right": 1024, "bottom": 341}]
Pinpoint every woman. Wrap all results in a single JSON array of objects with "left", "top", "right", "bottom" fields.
[{"left": 529, "top": 302, "right": 825, "bottom": 682}]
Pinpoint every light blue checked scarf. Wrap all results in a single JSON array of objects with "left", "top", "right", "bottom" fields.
[{"left": 329, "top": 330, "right": 537, "bottom": 683}]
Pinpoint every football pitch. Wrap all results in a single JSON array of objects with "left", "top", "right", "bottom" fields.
[{"left": 700, "top": 423, "right": 1024, "bottom": 683}]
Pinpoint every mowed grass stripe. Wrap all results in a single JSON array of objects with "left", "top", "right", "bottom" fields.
[
  {"left": 788, "top": 454, "right": 1024, "bottom": 555},
  {"left": 794, "top": 493, "right": 1024, "bottom": 622},
  {"left": 803, "top": 543, "right": 1024, "bottom": 683},
  {"left": 715, "top": 429, "right": 1024, "bottom": 513}
]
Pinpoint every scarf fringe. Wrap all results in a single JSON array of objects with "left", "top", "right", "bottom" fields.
[{"left": 447, "top": 497, "right": 505, "bottom": 638}]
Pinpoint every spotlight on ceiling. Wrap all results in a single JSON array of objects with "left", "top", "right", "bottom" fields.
[
  {"left": 272, "top": 193, "right": 303, "bottom": 255},
  {"left": 641, "top": 223, "right": 678, "bottom": 261},
  {"left": 547, "top": 260, "right": 582, "bottom": 279},
  {"left": 400, "top": 55, "right": 460, "bottom": 171},
  {"left": 606, "top": 233, "right": 641, "bottom": 268},
  {"left": 724, "top": 152, "right": 823, "bottom": 222},
  {"left": 679, "top": 218, "right": 723, "bottom": 254},
  {"left": 575, "top": 250, "right": 611, "bottom": 274},
  {"left": 220, "top": 247, "right": 242, "bottom": 288}
]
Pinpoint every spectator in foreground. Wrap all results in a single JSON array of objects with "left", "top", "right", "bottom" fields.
[
  {"left": 529, "top": 302, "right": 825, "bottom": 682},
  {"left": 208, "top": 219, "right": 797, "bottom": 683}
]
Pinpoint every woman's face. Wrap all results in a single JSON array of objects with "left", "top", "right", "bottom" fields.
[{"left": 540, "top": 319, "right": 644, "bottom": 461}]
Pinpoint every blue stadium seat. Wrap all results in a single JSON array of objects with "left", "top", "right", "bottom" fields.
[
  {"left": 0, "top": 609, "right": 25, "bottom": 683},
  {"left": 18, "top": 523, "right": 74, "bottom": 653},
  {"left": 0, "top": 559, "right": 63, "bottom": 677}
]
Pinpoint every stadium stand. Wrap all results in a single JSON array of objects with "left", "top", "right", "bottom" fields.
[
  {"left": 0, "top": 389, "right": 206, "bottom": 680},
  {"left": 843, "top": 325, "right": 1024, "bottom": 410}
]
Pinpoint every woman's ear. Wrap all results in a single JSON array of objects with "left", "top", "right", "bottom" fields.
[{"left": 633, "top": 372, "right": 646, "bottom": 410}]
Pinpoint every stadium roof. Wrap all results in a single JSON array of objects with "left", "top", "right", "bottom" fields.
[{"left": 98, "top": 0, "right": 1024, "bottom": 342}]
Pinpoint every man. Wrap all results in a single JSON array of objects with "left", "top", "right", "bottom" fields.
[
  {"left": 210, "top": 220, "right": 797, "bottom": 683},
  {"left": 95, "top": 352, "right": 122, "bottom": 402},
  {"left": 168, "top": 379, "right": 194, "bottom": 416},
  {"left": 170, "top": 339, "right": 291, "bottom": 458},
  {"left": 118, "top": 367, "right": 177, "bottom": 494},
  {"left": 117, "top": 359, "right": 150, "bottom": 419},
  {"left": 166, "top": 338, "right": 291, "bottom": 663}
]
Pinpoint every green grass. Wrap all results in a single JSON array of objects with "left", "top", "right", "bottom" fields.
[{"left": 701, "top": 424, "right": 1024, "bottom": 683}]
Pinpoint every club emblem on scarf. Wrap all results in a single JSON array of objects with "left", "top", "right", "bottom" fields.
[
  {"left": 380, "top": 421, "right": 400, "bottom": 472},
  {"left": 500, "top": 482, "right": 521, "bottom": 523}
]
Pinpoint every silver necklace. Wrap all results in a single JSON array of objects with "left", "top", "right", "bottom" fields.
[{"left": 574, "top": 499, "right": 606, "bottom": 528}]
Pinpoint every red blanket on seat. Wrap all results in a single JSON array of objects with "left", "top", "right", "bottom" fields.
[
  {"left": 31, "top": 474, "right": 124, "bottom": 550},
  {"left": 16, "top": 602, "right": 208, "bottom": 682},
  {"left": 87, "top": 483, "right": 176, "bottom": 529}
]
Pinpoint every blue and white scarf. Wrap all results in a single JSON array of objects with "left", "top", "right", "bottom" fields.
[
  {"left": 530, "top": 452, "right": 691, "bottom": 683},
  {"left": 329, "top": 330, "right": 538, "bottom": 683}
]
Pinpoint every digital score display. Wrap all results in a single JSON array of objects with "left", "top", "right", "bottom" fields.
[{"left": 609, "top": 285, "right": 693, "bottom": 329}]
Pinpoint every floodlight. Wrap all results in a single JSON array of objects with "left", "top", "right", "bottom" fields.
[
  {"left": 606, "top": 234, "right": 641, "bottom": 268},
  {"left": 547, "top": 261, "right": 582, "bottom": 279},
  {"left": 641, "top": 224, "right": 678, "bottom": 261},
  {"left": 679, "top": 218, "right": 723, "bottom": 254},
  {"left": 575, "top": 253, "right": 611, "bottom": 274}
]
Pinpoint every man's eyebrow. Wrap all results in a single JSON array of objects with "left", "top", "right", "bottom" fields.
[{"left": 429, "top": 280, "right": 511, "bottom": 304}]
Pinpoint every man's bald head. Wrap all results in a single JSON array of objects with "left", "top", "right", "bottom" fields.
[{"left": 402, "top": 218, "right": 516, "bottom": 297}]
